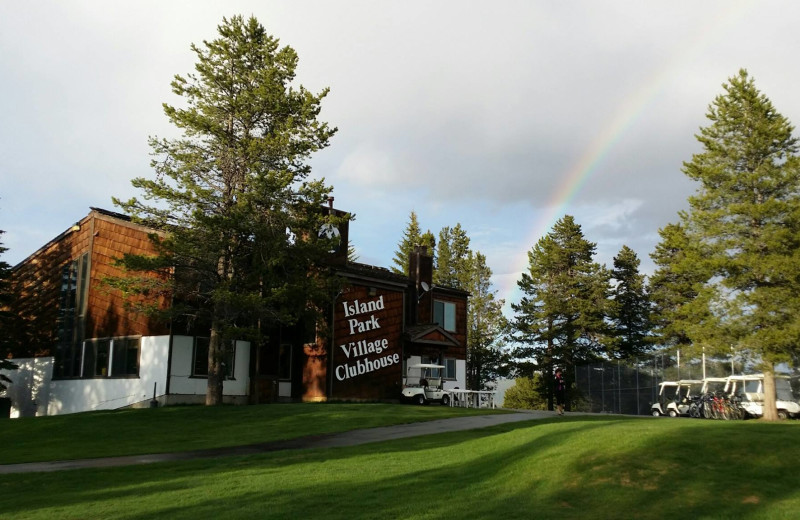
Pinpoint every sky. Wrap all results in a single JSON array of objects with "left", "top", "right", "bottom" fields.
[{"left": 3, "top": 1, "right": 800, "bottom": 315}]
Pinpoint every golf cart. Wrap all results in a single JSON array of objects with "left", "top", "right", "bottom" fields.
[
  {"left": 401, "top": 363, "right": 452, "bottom": 405},
  {"left": 651, "top": 380, "right": 702, "bottom": 417},
  {"left": 724, "top": 374, "right": 800, "bottom": 419}
]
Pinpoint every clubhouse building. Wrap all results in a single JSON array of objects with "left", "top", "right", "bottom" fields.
[{"left": 1, "top": 206, "right": 468, "bottom": 416}]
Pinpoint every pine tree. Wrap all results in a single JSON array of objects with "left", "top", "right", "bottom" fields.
[
  {"left": 608, "top": 245, "right": 651, "bottom": 359},
  {"left": 0, "top": 228, "right": 17, "bottom": 390},
  {"left": 464, "top": 251, "right": 508, "bottom": 389},
  {"left": 679, "top": 69, "right": 800, "bottom": 420},
  {"left": 510, "top": 215, "right": 610, "bottom": 410},
  {"left": 113, "top": 16, "right": 338, "bottom": 405},
  {"left": 391, "top": 211, "right": 435, "bottom": 275},
  {"left": 434, "top": 224, "right": 470, "bottom": 288},
  {"left": 649, "top": 222, "right": 713, "bottom": 352}
]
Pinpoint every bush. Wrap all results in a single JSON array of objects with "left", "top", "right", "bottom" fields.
[{"left": 503, "top": 374, "right": 547, "bottom": 410}]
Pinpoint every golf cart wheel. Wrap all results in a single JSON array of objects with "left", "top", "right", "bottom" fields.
[
  {"left": 778, "top": 410, "right": 788, "bottom": 420},
  {"left": 651, "top": 409, "right": 660, "bottom": 417},
  {"left": 442, "top": 394, "right": 450, "bottom": 406},
  {"left": 668, "top": 409, "right": 678, "bottom": 418},
  {"left": 414, "top": 394, "right": 426, "bottom": 406}
]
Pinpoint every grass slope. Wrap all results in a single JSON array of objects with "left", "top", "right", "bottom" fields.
[
  {"left": 2, "top": 412, "right": 799, "bottom": 519},
  {"left": 1, "top": 403, "right": 504, "bottom": 464}
]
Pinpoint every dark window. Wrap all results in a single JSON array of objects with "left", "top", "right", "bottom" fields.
[
  {"left": 82, "top": 338, "right": 110, "bottom": 377},
  {"left": 433, "top": 300, "right": 456, "bottom": 332},
  {"left": 112, "top": 337, "right": 140, "bottom": 376},
  {"left": 445, "top": 358, "right": 457, "bottom": 380},
  {"left": 278, "top": 343, "right": 292, "bottom": 380},
  {"left": 54, "top": 254, "right": 89, "bottom": 378},
  {"left": 193, "top": 337, "right": 235, "bottom": 379},
  {"left": 192, "top": 337, "right": 209, "bottom": 376}
]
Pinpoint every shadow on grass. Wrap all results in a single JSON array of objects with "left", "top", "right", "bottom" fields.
[{"left": 3, "top": 416, "right": 799, "bottom": 519}]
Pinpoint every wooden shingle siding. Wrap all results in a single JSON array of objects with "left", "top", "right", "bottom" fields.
[
  {"left": 9, "top": 210, "right": 169, "bottom": 357},
  {"left": 85, "top": 214, "right": 169, "bottom": 339},
  {"left": 327, "top": 284, "right": 405, "bottom": 400}
]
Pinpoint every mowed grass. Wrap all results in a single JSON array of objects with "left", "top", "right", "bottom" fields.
[
  {"left": 0, "top": 403, "right": 506, "bottom": 464},
  {"left": 2, "top": 412, "right": 800, "bottom": 519}
]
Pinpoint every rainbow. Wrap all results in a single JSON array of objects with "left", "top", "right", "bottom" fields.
[{"left": 497, "top": 4, "right": 752, "bottom": 314}]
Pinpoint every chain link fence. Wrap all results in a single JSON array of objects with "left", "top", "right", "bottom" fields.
[{"left": 573, "top": 353, "right": 768, "bottom": 415}]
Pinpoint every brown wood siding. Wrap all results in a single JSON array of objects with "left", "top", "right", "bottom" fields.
[
  {"left": 85, "top": 215, "right": 169, "bottom": 338},
  {"left": 328, "top": 284, "right": 405, "bottom": 400},
  {"left": 431, "top": 290, "right": 468, "bottom": 359},
  {"left": 9, "top": 211, "right": 169, "bottom": 358},
  {"left": 9, "top": 221, "right": 91, "bottom": 356}
]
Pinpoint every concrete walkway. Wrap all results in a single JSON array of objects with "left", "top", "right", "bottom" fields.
[{"left": 0, "top": 410, "right": 557, "bottom": 475}]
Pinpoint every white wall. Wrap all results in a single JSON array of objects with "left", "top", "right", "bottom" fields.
[
  {"left": 1, "top": 336, "right": 171, "bottom": 416},
  {"left": 168, "top": 335, "right": 250, "bottom": 397},
  {"left": 45, "top": 335, "right": 171, "bottom": 415},
  {"left": 1, "top": 357, "right": 53, "bottom": 418}
]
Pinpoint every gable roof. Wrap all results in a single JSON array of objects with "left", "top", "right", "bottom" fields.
[{"left": 404, "top": 323, "right": 461, "bottom": 348}]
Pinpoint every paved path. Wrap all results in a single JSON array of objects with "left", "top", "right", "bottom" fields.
[{"left": 0, "top": 410, "right": 557, "bottom": 475}]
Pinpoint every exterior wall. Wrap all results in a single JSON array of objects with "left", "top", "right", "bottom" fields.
[
  {"left": 46, "top": 335, "right": 171, "bottom": 415},
  {"left": 1, "top": 357, "right": 53, "bottom": 418},
  {"left": 1, "top": 336, "right": 171, "bottom": 416},
  {"left": 85, "top": 213, "right": 169, "bottom": 338},
  {"left": 168, "top": 335, "right": 250, "bottom": 398},
  {"left": 8, "top": 210, "right": 169, "bottom": 361},
  {"left": 329, "top": 285, "right": 405, "bottom": 400}
]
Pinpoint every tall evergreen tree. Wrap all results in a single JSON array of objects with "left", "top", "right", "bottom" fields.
[
  {"left": 608, "top": 245, "right": 651, "bottom": 359},
  {"left": 649, "top": 222, "right": 713, "bottom": 352},
  {"left": 112, "top": 16, "right": 339, "bottom": 405},
  {"left": 510, "top": 215, "right": 610, "bottom": 410},
  {"left": 434, "top": 224, "right": 470, "bottom": 288},
  {"left": 679, "top": 69, "right": 800, "bottom": 420},
  {"left": 0, "top": 228, "right": 17, "bottom": 390},
  {"left": 464, "top": 251, "right": 508, "bottom": 389},
  {"left": 391, "top": 211, "right": 435, "bottom": 275}
]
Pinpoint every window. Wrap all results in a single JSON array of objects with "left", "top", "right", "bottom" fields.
[
  {"left": 433, "top": 300, "right": 456, "bottom": 332},
  {"left": 53, "top": 253, "right": 89, "bottom": 378},
  {"left": 112, "top": 337, "right": 141, "bottom": 376},
  {"left": 278, "top": 343, "right": 292, "bottom": 380},
  {"left": 444, "top": 358, "right": 457, "bottom": 380},
  {"left": 80, "top": 337, "right": 140, "bottom": 378},
  {"left": 421, "top": 356, "right": 441, "bottom": 378},
  {"left": 192, "top": 337, "right": 235, "bottom": 379}
]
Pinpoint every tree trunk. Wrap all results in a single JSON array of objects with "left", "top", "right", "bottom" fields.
[
  {"left": 205, "top": 323, "right": 225, "bottom": 406},
  {"left": 762, "top": 368, "right": 779, "bottom": 421}
]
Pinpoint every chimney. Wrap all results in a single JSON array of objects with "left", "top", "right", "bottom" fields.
[{"left": 409, "top": 245, "right": 433, "bottom": 323}]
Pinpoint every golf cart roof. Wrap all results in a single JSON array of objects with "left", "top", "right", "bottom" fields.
[
  {"left": 409, "top": 363, "right": 446, "bottom": 369},
  {"left": 658, "top": 380, "right": 701, "bottom": 387}
]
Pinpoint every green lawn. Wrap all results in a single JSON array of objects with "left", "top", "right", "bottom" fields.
[
  {"left": 1, "top": 402, "right": 505, "bottom": 464},
  {"left": 3, "top": 409, "right": 800, "bottom": 519}
]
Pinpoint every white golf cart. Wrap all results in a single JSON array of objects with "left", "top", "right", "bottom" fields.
[
  {"left": 401, "top": 363, "right": 452, "bottom": 406},
  {"left": 651, "top": 380, "right": 702, "bottom": 417},
  {"left": 724, "top": 374, "right": 800, "bottom": 420}
]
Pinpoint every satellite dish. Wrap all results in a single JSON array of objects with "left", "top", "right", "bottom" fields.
[{"left": 420, "top": 281, "right": 430, "bottom": 292}]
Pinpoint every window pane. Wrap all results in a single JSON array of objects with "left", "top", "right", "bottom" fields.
[
  {"left": 112, "top": 338, "right": 140, "bottom": 377},
  {"left": 193, "top": 338, "right": 209, "bottom": 376},
  {"left": 421, "top": 356, "right": 441, "bottom": 378},
  {"left": 83, "top": 339, "right": 110, "bottom": 377},
  {"left": 95, "top": 340, "right": 110, "bottom": 377},
  {"left": 444, "top": 303, "right": 455, "bottom": 331},
  {"left": 278, "top": 344, "right": 292, "bottom": 380},
  {"left": 434, "top": 300, "right": 456, "bottom": 332},
  {"left": 445, "top": 358, "right": 456, "bottom": 379},
  {"left": 223, "top": 342, "right": 235, "bottom": 379}
]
